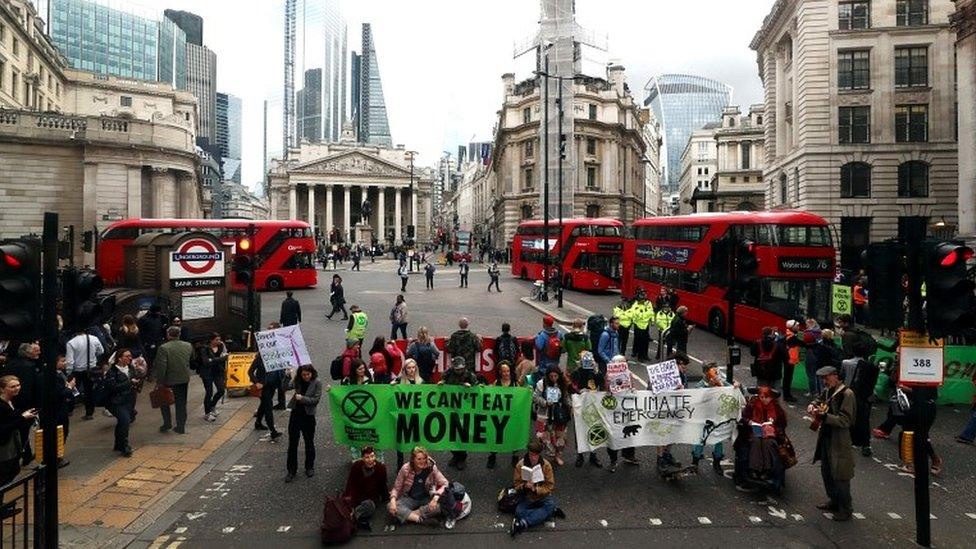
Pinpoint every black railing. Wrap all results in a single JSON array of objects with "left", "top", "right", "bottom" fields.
[{"left": 0, "top": 466, "right": 46, "bottom": 548}]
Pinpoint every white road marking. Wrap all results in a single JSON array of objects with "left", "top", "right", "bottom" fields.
[
  {"left": 599, "top": 519, "right": 608, "bottom": 527},
  {"left": 632, "top": 372, "right": 648, "bottom": 388},
  {"left": 277, "top": 526, "right": 291, "bottom": 532},
  {"left": 768, "top": 506, "right": 787, "bottom": 519},
  {"left": 791, "top": 514, "right": 804, "bottom": 522},
  {"left": 186, "top": 512, "right": 206, "bottom": 521},
  {"left": 545, "top": 521, "right": 556, "bottom": 528},
  {"left": 823, "top": 513, "right": 834, "bottom": 520},
  {"left": 965, "top": 513, "right": 976, "bottom": 519},
  {"left": 698, "top": 516, "right": 712, "bottom": 525},
  {"left": 888, "top": 512, "right": 902, "bottom": 519},
  {"left": 852, "top": 513, "right": 865, "bottom": 520},
  {"left": 748, "top": 516, "right": 762, "bottom": 524},
  {"left": 930, "top": 514, "right": 937, "bottom": 520},
  {"left": 649, "top": 518, "right": 662, "bottom": 526},
  {"left": 221, "top": 527, "right": 235, "bottom": 534},
  {"left": 174, "top": 527, "right": 188, "bottom": 534}
]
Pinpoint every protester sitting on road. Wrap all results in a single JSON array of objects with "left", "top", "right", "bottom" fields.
[
  {"left": 405, "top": 327, "right": 439, "bottom": 382},
  {"left": 510, "top": 439, "right": 557, "bottom": 537},
  {"left": 106, "top": 349, "right": 139, "bottom": 457},
  {"left": 734, "top": 385, "right": 789, "bottom": 494},
  {"left": 692, "top": 362, "right": 735, "bottom": 472},
  {"left": 343, "top": 359, "right": 373, "bottom": 386},
  {"left": 488, "top": 361, "right": 521, "bottom": 470},
  {"left": 388, "top": 446, "right": 450, "bottom": 527},
  {"left": 562, "top": 319, "right": 590, "bottom": 375},
  {"left": 533, "top": 368, "right": 571, "bottom": 467},
  {"left": 533, "top": 316, "right": 563, "bottom": 375},
  {"left": 285, "top": 365, "right": 322, "bottom": 482},
  {"left": 442, "top": 356, "right": 478, "bottom": 471},
  {"left": 0, "top": 375, "right": 37, "bottom": 517},
  {"left": 198, "top": 333, "right": 228, "bottom": 423},
  {"left": 343, "top": 445, "right": 389, "bottom": 531}
]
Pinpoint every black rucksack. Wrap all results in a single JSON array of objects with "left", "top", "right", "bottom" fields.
[
  {"left": 330, "top": 355, "right": 345, "bottom": 381},
  {"left": 587, "top": 315, "right": 607, "bottom": 349},
  {"left": 321, "top": 494, "right": 355, "bottom": 544},
  {"left": 496, "top": 334, "right": 518, "bottom": 364}
]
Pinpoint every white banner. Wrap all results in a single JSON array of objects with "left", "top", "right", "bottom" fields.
[
  {"left": 572, "top": 387, "right": 745, "bottom": 453},
  {"left": 255, "top": 325, "right": 311, "bottom": 373}
]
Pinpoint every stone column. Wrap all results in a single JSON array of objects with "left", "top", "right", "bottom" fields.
[
  {"left": 151, "top": 167, "right": 170, "bottom": 218},
  {"left": 307, "top": 184, "right": 317, "bottom": 233},
  {"left": 288, "top": 186, "right": 297, "bottom": 220},
  {"left": 177, "top": 172, "right": 196, "bottom": 218},
  {"left": 343, "top": 184, "right": 351, "bottom": 242},
  {"left": 126, "top": 166, "right": 142, "bottom": 218},
  {"left": 394, "top": 187, "right": 403, "bottom": 244},
  {"left": 377, "top": 186, "right": 386, "bottom": 243},
  {"left": 958, "top": 32, "right": 976, "bottom": 241},
  {"left": 411, "top": 189, "right": 418, "bottom": 236},
  {"left": 325, "top": 183, "right": 334, "bottom": 237}
]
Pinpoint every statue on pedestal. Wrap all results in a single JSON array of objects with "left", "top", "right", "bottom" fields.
[{"left": 360, "top": 199, "right": 372, "bottom": 224}]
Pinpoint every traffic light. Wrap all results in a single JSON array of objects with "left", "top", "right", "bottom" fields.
[
  {"left": 864, "top": 241, "right": 905, "bottom": 330},
  {"left": 735, "top": 240, "right": 760, "bottom": 289},
  {"left": 232, "top": 236, "right": 255, "bottom": 285},
  {"left": 62, "top": 267, "right": 113, "bottom": 331},
  {"left": 82, "top": 230, "right": 94, "bottom": 253},
  {"left": 0, "top": 239, "right": 42, "bottom": 340},
  {"left": 923, "top": 241, "right": 975, "bottom": 339}
]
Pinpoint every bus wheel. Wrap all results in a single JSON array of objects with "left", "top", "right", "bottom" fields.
[
  {"left": 708, "top": 309, "right": 726, "bottom": 336},
  {"left": 563, "top": 275, "right": 572, "bottom": 290},
  {"left": 520, "top": 268, "right": 528, "bottom": 280},
  {"left": 266, "top": 276, "right": 284, "bottom": 291}
]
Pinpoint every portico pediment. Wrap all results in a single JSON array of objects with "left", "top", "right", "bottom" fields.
[{"left": 290, "top": 150, "right": 410, "bottom": 178}]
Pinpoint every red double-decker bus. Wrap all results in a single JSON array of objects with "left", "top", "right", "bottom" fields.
[
  {"left": 97, "top": 219, "right": 318, "bottom": 291},
  {"left": 623, "top": 211, "right": 835, "bottom": 340},
  {"left": 511, "top": 218, "right": 624, "bottom": 291}
]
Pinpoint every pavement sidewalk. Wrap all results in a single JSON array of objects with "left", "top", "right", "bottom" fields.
[
  {"left": 520, "top": 295, "right": 595, "bottom": 325},
  {"left": 54, "top": 377, "right": 259, "bottom": 548}
]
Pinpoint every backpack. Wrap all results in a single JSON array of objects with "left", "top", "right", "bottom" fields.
[
  {"left": 496, "top": 334, "right": 518, "bottom": 364},
  {"left": 852, "top": 329, "right": 878, "bottom": 359},
  {"left": 321, "top": 494, "right": 355, "bottom": 545},
  {"left": 586, "top": 314, "right": 607, "bottom": 349},
  {"left": 330, "top": 355, "right": 345, "bottom": 381},
  {"left": 544, "top": 332, "right": 561, "bottom": 360},
  {"left": 752, "top": 341, "right": 776, "bottom": 378},
  {"left": 851, "top": 358, "right": 880, "bottom": 400}
]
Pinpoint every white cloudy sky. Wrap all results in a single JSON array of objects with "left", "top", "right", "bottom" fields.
[{"left": 144, "top": 0, "right": 774, "bottom": 190}]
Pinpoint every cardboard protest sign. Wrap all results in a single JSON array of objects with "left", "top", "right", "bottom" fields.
[
  {"left": 571, "top": 387, "right": 745, "bottom": 452},
  {"left": 605, "top": 361, "right": 632, "bottom": 395},
  {"left": 646, "top": 359, "right": 682, "bottom": 393},
  {"left": 255, "top": 325, "right": 311, "bottom": 372},
  {"left": 329, "top": 384, "right": 532, "bottom": 452}
]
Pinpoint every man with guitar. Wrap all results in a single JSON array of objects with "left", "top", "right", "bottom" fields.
[{"left": 808, "top": 366, "right": 856, "bottom": 521}]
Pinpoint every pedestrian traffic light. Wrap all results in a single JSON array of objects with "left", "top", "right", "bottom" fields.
[
  {"left": 62, "top": 267, "right": 112, "bottom": 330},
  {"left": 923, "top": 241, "right": 975, "bottom": 339},
  {"left": 82, "top": 230, "right": 94, "bottom": 253},
  {"left": 864, "top": 241, "right": 905, "bottom": 330},
  {"left": 0, "top": 239, "right": 42, "bottom": 340},
  {"left": 232, "top": 236, "right": 255, "bottom": 285},
  {"left": 735, "top": 240, "right": 760, "bottom": 289}
]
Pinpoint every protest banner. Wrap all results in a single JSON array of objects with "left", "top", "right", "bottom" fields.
[
  {"left": 571, "top": 387, "right": 745, "bottom": 453},
  {"left": 329, "top": 384, "right": 533, "bottom": 452},
  {"left": 605, "top": 361, "right": 632, "bottom": 395},
  {"left": 255, "top": 325, "right": 311, "bottom": 372},
  {"left": 646, "top": 359, "right": 681, "bottom": 393},
  {"left": 392, "top": 335, "right": 532, "bottom": 383}
]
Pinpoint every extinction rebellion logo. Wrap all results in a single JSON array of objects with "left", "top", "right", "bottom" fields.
[{"left": 341, "top": 391, "right": 378, "bottom": 424}]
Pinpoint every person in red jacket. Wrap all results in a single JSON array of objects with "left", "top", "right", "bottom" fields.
[{"left": 342, "top": 446, "right": 389, "bottom": 531}]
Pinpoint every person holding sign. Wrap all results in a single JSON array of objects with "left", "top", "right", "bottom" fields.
[
  {"left": 533, "top": 369, "right": 572, "bottom": 466},
  {"left": 692, "top": 362, "right": 736, "bottom": 473},
  {"left": 509, "top": 439, "right": 557, "bottom": 537}
]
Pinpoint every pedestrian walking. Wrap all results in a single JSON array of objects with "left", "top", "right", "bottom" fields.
[
  {"left": 398, "top": 262, "right": 409, "bottom": 292},
  {"left": 5, "top": 343, "right": 40, "bottom": 463},
  {"left": 137, "top": 304, "right": 167, "bottom": 367},
  {"left": 809, "top": 366, "right": 856, "bottom": 521},
  {"left": 612, "top": 297, "right": 632, "bottom": 357},
  {"left": 65, "top": 330, "right": 104, "bottom": 420},
  {"left": 352, "top": 251, "right": 361, "bottom": 271},
  {"left": 285, "top": 365, "right": 322, "bottom": 482},
  {"left": 390, "top": 294, "right": 409, "bottom": 340},
  {"left": 509, "top": 439, "right": 558, "bottom": 537},
  {"left": 405, "top": 327, "right": 440, "bottom": 382},
  {"left": 248, "top": 353, "right": 283, "bottom": 441},
  {"left": 424, "top": 262, "right": 436, "bottom": 290},
  {"left": 279, "top": 291, "right": 302, "bottom": 326},
  {"left": 458, "top": 260, "right": 469, "bottom": 288},
  {"left": 487, "top": 261, "right": 501, "bottom": 292},
  {"left": 198, "top": 333, "right": 228, "bottom": 422},
  {"left": 326, "top": 275, "right": 348, "bottom": 320},
  {"left": 106, "top": 349, "right": 139, "bottom": 457},
  {"left": 154, "top": 326, "right": 193, "bottom": 434},
  {"left": 445, "top": 318, "right": 482, "bottom": 372},
  {"left": 115, "top": 314, "right": 143, "bottom": 358},
  {"left": 346, "top": 305, "right": 369, "bottom": 347}
]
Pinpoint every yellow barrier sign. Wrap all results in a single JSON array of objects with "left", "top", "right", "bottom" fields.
[
  {"left": 226, "top": 352, "right": 257, "bottom": 390},
  {"left": 35, "top": 425, "right": 65, "bottom": 462}
]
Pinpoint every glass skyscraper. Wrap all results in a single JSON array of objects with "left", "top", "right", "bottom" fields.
[
  {"left": 644, "top": 74, "right": 732, "bottom": 192},
  {"left": 292, "top": 0, "right": 347, "bottom": 144},
  {"left": 355, "top": 23, "right": 391, "bottom": 147},
  {"left": 216, "top": 92, "right": 242, "bottom": 184},
  {"left": 39, "top": 0, "right": 187, "bottom": 89}
]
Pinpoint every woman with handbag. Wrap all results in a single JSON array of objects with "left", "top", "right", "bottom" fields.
[
  {"left": 106, "top": 349, "right": 140, "bottom": 457},
  {"left": 533, "top": 368, "right": 571, "bottom": 466},
  {"left": 199, "top": 333, "right": 228, "bottom": 423},
  {"left": 285, "top": 365, "right": 322, "bottom": 482},
  {"left": 0, "top": 375, "right": 37, "bottom": 517}
]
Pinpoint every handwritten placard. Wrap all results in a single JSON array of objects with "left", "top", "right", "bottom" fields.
[
  {"left": 605, "top": 361, "right": 633, "bottom": 395},
  {"left": 255, "top": 325, "right": 311, "bottom": 372},
  {"left": 646, "top": 359, "right": 681, "bottom": 394}
]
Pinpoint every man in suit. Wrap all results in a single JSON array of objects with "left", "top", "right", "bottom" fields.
[{"left": 279, "top": 291, "right": 302, "bottom": 326}]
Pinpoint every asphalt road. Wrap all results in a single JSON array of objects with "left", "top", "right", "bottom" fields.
[{"left": 147, "top": 259, "right": 976, "bottom": 549}]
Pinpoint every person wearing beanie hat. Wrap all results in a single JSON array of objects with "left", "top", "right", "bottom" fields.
[
  {"left": 510, "top": 438, "right": 557, "bottom": 536},
  {"left": 440, "top": 356, "right": 478, "bottom": 470},
  {"left": 534, "top": 316, "right": 563, "bottom": 375}
]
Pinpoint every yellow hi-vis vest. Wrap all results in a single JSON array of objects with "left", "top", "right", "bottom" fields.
[
  {"left": 613, "top": 305, "right": 632, "bottom": 328},
  {"left": 655, "top": 310, "right": 675, "bottom": 332},
  {"left": 347, "top": 311, "right": 369, "bottom": 340},
  {"left": 630, "top": 301, "right": 655, "bottom": 330}
]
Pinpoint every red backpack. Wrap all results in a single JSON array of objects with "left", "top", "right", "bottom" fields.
[
  {"left": 321, "top": 494, "right": 355, "bottom": 545},
  {"left": 545, "top": 332, "right": 562, "bottom": 360}
]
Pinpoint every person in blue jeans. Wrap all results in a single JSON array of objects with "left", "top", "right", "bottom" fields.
[
  {"left": 510, "top": 439, "right": 556, "bottom": 536},
  {"left": 692, "top": 362, "right": 739, "bottom": 472},
  {"left": 957, "top": 410, "right": 976, "bottom": 444}
]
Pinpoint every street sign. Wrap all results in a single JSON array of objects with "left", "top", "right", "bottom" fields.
[
  {"left": 832, "top": 284, "right": 852, "bottom": 315},
  {"left": 898, "top": 330, "right": 945, "bottom": 387}
]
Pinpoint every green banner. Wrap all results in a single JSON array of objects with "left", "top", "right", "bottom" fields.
[{"left": 329, "top": 385, "right": 533, "bottom": 452}]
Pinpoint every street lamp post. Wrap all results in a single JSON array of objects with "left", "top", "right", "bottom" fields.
[
  {"left": 556, "top": 75, "right": 564, "bottom": 308},
  {"left": 542, "top": 52, "right": 551, "bottom": 301}
]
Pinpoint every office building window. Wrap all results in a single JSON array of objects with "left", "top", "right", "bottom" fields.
[
  {"left": 895, "top": 47, "right": 928, "bottom": 88},
  {"left": 586, "top": 204, "right": 601, "bottom": 218},
  {"left": 522, "top": 108, "right": 531, "bottom": 124},
  {"left": 898, "top": 216, "right": 929, "bottom": 242},
  {"left": 586, "top": 166, "right": 598, "bottom": 189},
  {"left": 897, "top": 0, "right": 928, "bottom": 26},
  {"left": 895, "top": 104, "right": 928, "bottom": 142},
  {"left": 840, "top": 217, "right": 871, "bottom": 272},
  {"left": 780, "top": 173, "right": 788, "bottom": 204},
  {"left": 0, "top": 60, "right": 4, "bottom": 91},
  {"left": 839, "top": 106, "right": 871, "bottom": 143},
  {"left": 588, "top": 104, "right": 597, "bottom": 120},
  {"left": 839, "top": 1, "right": 870, "bottom": 30},
  {"left": 741, "top": 143, "right": 751, "bottom": 169},
  {"left": 521, "top": 204, "right": 533, "bottom": 220},
  {"left": 838, "top": 50, "right": 870, "bottom": 90},
  {"left": 524, "top": 140, "right": 534, "bottom": 158},
  {"left": 898, "top": 161, "right": 929, "bottom": 198},
  {"left": 522, "top": 168, "right": 533, "bottom": 190},
  {"left": 12, "top": 37, "right": 19, "bottom": 57},
  {"left": 841, "top": 162, "right": 872, "bottom": 198},
  {"left": 586, "top": 137, "right": 596, "bottom": 155},
  {"left": 120, "top": 95, "right": 132, "bottom": 107}
]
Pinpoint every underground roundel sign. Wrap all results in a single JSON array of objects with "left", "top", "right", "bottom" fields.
[{"left": 169, "top": 237, "right": 226, "bottom": 289}]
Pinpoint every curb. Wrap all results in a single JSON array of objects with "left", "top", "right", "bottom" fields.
[{"left": 519, "top": 296, "right": 595, "bottom": 325}]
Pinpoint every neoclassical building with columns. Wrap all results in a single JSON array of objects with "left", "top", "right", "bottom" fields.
[{"left": 266, "top": 127, "right": 432, "bottom": 245}]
